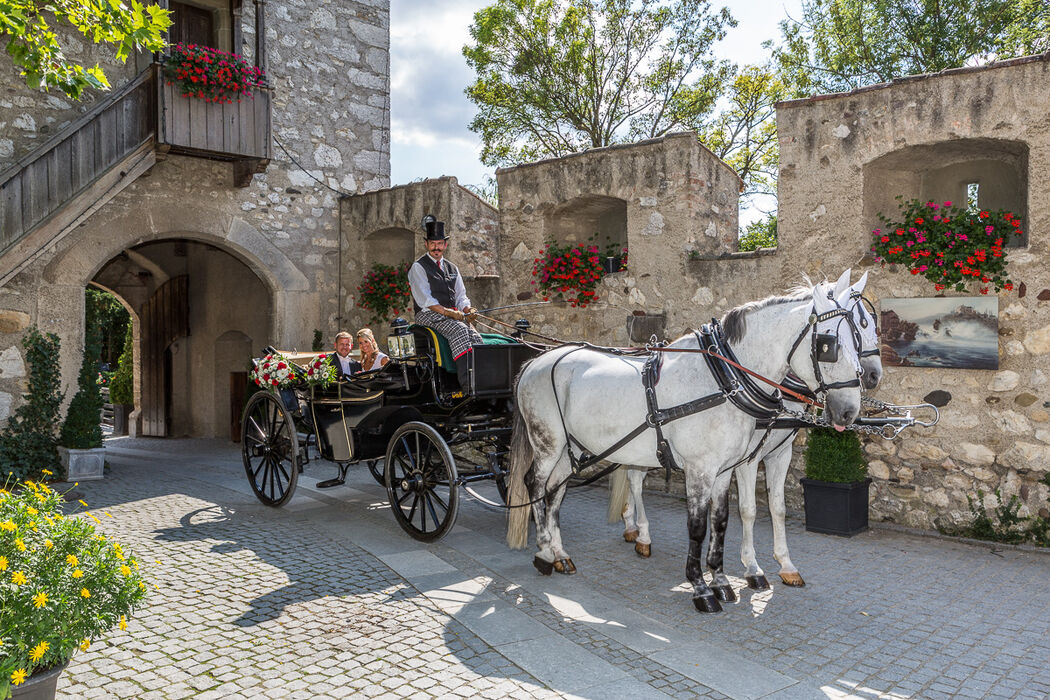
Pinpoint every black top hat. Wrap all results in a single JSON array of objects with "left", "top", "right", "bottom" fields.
[{"left": 422, "top": 214, "right": 449, "bottom": 241}]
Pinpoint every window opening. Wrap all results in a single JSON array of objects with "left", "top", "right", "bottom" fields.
[{"left": 967, "top": 182, "right": 980, "bottom": 212}]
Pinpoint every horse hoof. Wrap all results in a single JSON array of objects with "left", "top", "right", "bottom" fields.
[
  {"left": 712, "top": 584, "right": 737, "bottom": 603},
  {"left": 552, "top": 558, "right": 577, "bottom": 575},
  {"left": 623, "top": 529, "right": 639, "bottom": 543},
  {"left": 634, "top": 542, "right": 651, "bottom": 558},
  {"left": 779, "top": 571, "right": 806, "bottom": 587},
  {"left": 746, "top": 574, "right": 771, "bottom": 590},
  {"left": 692, "top": 592, "right": 723, "bottom": 613},
  {"left": 533, "top": 556, "right": 554, "bottom": 576}
]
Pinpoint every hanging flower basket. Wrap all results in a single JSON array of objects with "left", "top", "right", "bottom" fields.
[
  {"left": 357, "top": 263, "right": 413, "bottom": 324},
  {"left": 531, "top": 240, "right": 623, "bottom": 308},
  {"left": 162, "top": 43, "right": 266, "bottom": 104},
  {"left": 871, "top": 198, "right": 1023, "bottom": 294}
]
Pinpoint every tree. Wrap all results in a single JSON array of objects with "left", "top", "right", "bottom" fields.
[
  {"left": 699, "top": 65, "right": 786, "bottom": 203},
  {"left": 738, "top": 213, "right": 777, "bottom": 251},
  {"left": 1, "top": 0, "right": 171, "bottom": 99},
  {"left": 59, "top": 320, "right": 103, "bottom": 450},
  {"left": 463, "top": 0, "right": 736, "bottom": 167},
  {"left": 86, "top": 287, "right": 129, "bottom": 367},
  {"left": 996, "top": 0, "right": 1050, "bottom": 57},
  {"left": 769, "top": 0, "right": 1017, "bottom": 95}
]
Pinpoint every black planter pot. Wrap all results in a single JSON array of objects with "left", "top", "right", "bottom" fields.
[
  {"left": 800, "top": 477, "right": 872, "bottom": 537},
  {"left": 12, "top": 661, "right": 68, "bottom": 700}
]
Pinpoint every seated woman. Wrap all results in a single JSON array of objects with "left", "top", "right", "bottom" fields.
[{"left": 356, "top": 328, "right": 390, "bottom": 373}]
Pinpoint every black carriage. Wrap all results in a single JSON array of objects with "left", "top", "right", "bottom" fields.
[{"left": 240, "top": 322, "right": 541, "bottom": 541}]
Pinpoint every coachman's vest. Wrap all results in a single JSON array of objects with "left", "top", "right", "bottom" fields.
[{"left": 413, "top": 254, "right": 460, "bottom": 312}]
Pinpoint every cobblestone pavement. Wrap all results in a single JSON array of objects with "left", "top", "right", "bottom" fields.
[{"left": 56, "top": 437, "right": 1050, "bottom": 699}]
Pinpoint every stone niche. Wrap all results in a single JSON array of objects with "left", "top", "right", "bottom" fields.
[
  {"left": 863, "top": 138, "right": 1029, "bottom": 246},
  {"left": 545, "top": 194, "right": 629, "bottom": 261}
]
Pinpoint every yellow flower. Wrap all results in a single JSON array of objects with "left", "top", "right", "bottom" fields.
[
  {"left": 80, "top": 588, "right": 90, "bottom": 598},
  {"left": 0, "top": 520, "right": 15, "bottom": 531},
  {"left": 120, "top": 565, "right": 131, "bottom": 577},
  {"left": 66, "top": 554, "right": 78, "bottom": 566},
  {"left": 35, "top": 492, "right": 46, "bottom": 503},
  {"left": 138, "top": 582, "right": 146, "bottom": 592},
  {"left": 88, "top": 513, "right": 101, "bottom": 524},
  {"left": 24, "top": 481, "right": 37, "bottom": 491},
  {"left": 118, "top": 615, "right": 127, "bottom": 631},
  {"left": 78, "top": 499, "right": 88, "bottom": 507},
  {"left": 52, "top": 513, "right": 62, "bottom": 520},
  {"left": 131, "top": 558, "right": 139, "bottom": 570},
  {"left": 71, "top": 569, "right": 83, "bottom": 578},
  {"left": 41, "top": 469, "right": 52, "bottom": 476},
  {"left": 14, "top": 538, "right": 25, "bottom": 551},
  {"left": 44, "top": 539, "right": 53, "bottom": 549},
  {"left": 105, "top": 511, "right": 113, "bottom": 518},
  {"left": 95, "top": 534, "right": 106, "bottom": 542},
  {"left": 11, "top": 571, "right": 27, "bottom": 585},
  {"left": 32, "top": 591, "right": 47, "bottom": 608},
  {"left": 10, "top": 669, "right": 26, "bottom": 686},
  {"left": 80, "top": 638, "right": 90, "bottom": 651},
  {"left": 28, "top": 641, "right": 48, "bottom": 662},
  {"left": 0, "top": 556, "right": 7, "bottom": 571},
  {"left": 26, "top": 506, "right": 37, "bottom": 515}
]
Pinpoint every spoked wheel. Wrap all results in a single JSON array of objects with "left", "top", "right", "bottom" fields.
[
  {"left": 241, "top": 391, "right": 300, "bottom": 507},
  {"left": 384, "top": 421, "right": 459, "bottom": 542},
  {"left": 367, "top": 460, "right": 385, "bottom": 485}
]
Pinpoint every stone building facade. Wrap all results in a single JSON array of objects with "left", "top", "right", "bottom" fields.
[
  {"left": 0, "top": 0, "right": 391, "bottom": 438},
  {"left": 775, "top": 53, "right": 1050, "bottom": 530}
]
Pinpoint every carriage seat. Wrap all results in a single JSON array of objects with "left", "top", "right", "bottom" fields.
[{"left": 409, "top": 324, "right": 516, "bottom": 373}]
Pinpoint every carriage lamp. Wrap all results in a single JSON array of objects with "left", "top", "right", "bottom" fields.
[
  {"left": 512, "top": 318, "right": 531, "bottom": 339},
  {"left": 388, "top": 317, "right": 415, "bottom": 359}
]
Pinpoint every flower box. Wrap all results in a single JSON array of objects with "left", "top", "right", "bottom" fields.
[{"left": 57, "top": 446, "right": 106, "bottom": 482}]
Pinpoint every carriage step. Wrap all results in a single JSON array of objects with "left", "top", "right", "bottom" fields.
[{"left": 315, "top": 478, "right": 345, "bottom": 489}]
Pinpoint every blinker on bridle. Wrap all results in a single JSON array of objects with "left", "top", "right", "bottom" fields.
[{"left": 850, "top": 290, "right": 882, "bottom": 358}]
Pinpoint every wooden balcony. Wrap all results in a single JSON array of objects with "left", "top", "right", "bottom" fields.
[{"left": 155, "top": 64, "right": 272, "bottom": 185}]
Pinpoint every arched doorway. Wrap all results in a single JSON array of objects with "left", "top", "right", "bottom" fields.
[{"left": 91, "top": 239, "right": 273, "bottom": 438}]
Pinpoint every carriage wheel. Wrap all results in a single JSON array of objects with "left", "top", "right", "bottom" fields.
[
  {"left": 367, "top": 460, "right": 385, "bottom": 486},
  {"left": 384, "top": 422, "right": 459, "bottom": 542},
  {"left": 241, "top": 391, "right": 300, "bottom": 507}
]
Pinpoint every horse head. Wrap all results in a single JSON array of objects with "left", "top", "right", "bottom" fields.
[
  {"left": 788, "top": 281, "right": 862, "bottom": 430},
  {"left": 833, "top": 270, "right": 882, "bottom": 390}
]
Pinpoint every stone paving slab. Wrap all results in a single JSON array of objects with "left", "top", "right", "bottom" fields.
[{"left": 52, "top": 436, "right": 1050, "bottom": 698}]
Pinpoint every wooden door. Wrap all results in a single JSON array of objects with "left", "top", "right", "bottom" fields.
[
  {"left": 230, "top": 371, "right": 247, "bottom": 442},
  {"left": 170, "top": 1, "right": 215, "bottom": 47}
]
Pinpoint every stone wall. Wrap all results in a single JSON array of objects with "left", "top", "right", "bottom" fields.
[
  {"left": 339, "top": 176, "right": 500, "bottom": 334},
  {"left": 0, "top": 0, "right": 391, "bottom": 437},
  {"left": 776, "top": 54, "right": 1050, "bottom": 530},
  {"left": 495, "top": 133, "right": 745, "bottom": 346}
]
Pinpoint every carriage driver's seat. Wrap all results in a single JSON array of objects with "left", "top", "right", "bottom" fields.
[{"left": 409, "top": 325, "right": 516, "bottom": 374}]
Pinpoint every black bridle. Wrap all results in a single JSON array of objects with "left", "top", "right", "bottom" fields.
[
  {"left": 849, "top": 290, "right": 882, "bottom": 359},
  {"left": 786, "top": 299, "right": 862, "bottom": 395}
]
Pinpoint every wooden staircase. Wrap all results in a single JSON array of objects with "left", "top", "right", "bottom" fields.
[{"left": 0, "top": 64, "right": 272, "bottom": 286}]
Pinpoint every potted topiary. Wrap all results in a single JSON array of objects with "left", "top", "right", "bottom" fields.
[
  {"left": 57, "top": 325, "right": 105, "bottom": 481},
  {"left": 0, "top": 327, "right": 63, "bottom": 483},
  {"left": 108, "top": 327, "right": 134, "bottom": 436},
  {"left": 800, "top": 427, "right": 871, "bottom": 537},
  {"left": 0, "top": 479, "right": 147, "bottom": 698}
]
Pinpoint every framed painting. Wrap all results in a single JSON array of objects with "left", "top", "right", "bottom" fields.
[{"left": 880, "top": 297, "right": 998, "bottom": 369}]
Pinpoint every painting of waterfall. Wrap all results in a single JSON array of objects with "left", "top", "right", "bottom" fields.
[{"left": 880, "top": 297, "right": 998, "bottom": 369}]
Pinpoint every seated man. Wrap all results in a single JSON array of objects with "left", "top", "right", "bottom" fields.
[
  {"left": 327, "top": 331, "right": 362, "bottom": 379},
  {"left": 407, "top": 216, "right": 481, "bottom": 391}
]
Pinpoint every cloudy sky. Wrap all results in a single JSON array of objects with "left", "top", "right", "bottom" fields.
[{"left": 389, "top": 0, "right": 804, "bottom": 198}]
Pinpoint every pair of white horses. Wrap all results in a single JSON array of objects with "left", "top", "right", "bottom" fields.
[{"left": 506, "top": 270, "right": 880, "bottom": 613}]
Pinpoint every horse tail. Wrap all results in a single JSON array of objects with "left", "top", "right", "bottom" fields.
[
  {"left": 607, "top": 466, "right": 629, "bottom": 524},
  {"left": 506, "top": 400, "right": 534, "bottom": 550}
]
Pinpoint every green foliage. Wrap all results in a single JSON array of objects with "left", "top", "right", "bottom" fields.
[
  {"left": 85, "top": 288, "right": 128, "bottom": 368},
  {"left": 59, "top": 323, "right": 103, "bottom": 450},
  {"left": 944, "top": 475, "right": 1050, "bottom": 546},
  {"left": 0, "top": 0, "right": 171, "bottom": 99},
  {"left": 995, "top": 0, "right": 1050, "bottom": 56},
  {"left": 804, "top": 427, "right": 867, "bottom": 483},
  {"left": 769, "top": 0, "right": 1017, "bottom": 95},
  {"left": 463, "top": 0, "right": 735, "bottom": 167},
  {"left": 699, "top": 65, "right": 786, "bottom": 202},
  {"left": 0, "top": 328, "right": 62, "bottom": 482},
  {"left": 109, "top": 326, "right": 133, "bottom": 406},
  {"left": 0, "top": 481, "right": 148, "bottom": 695},
  {"left": 311, "top": 330, "right": 324, "bottom": 353},
  {"left": 738, "top": 213, "right": 777, "bottom": 251}
]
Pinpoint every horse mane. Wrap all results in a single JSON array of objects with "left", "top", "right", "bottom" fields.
[{"left": 721, "top": 284, "right": 814, "bottom": 344}]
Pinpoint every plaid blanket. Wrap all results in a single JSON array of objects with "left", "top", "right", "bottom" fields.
[{"left": 415, "top": 309, "right": 482, "bottom": 360}]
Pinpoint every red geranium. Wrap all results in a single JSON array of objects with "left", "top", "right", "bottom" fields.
[{"left": 162, "top": 43, "right": 266, "bottom": 104}]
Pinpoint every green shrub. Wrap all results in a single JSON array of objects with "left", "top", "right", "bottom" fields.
[
  {"left": 59, "top": 323, "right": 103, "bottom": 450},
  {"left": 0, "top": 327, "right": 63, "bottom": 482},
  {"left": 312, "top": 329, "right": 324, "bottom": 353},
  {"left": 738, "top": 214, "right": 777, "bottom": 252},
  {"left": 109, "top": 326, "right": 133, "bottom": 406},
  {"left": 804, "top": 427, "right": 867, "bottom": 483}
]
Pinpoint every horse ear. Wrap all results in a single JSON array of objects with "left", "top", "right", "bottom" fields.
[
  {"left": 853, "top": 270, "right": 869, "bottom": 295},
  {"left": 833, "top": 269, "right": 851, "bottom": 296},
  {"left": 812, "top": 283, "right": 835, "bottom": 313}
]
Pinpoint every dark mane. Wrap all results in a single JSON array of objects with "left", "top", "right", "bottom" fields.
[{"left": 721, "top": 288, "right": 811, "bottom": 344}]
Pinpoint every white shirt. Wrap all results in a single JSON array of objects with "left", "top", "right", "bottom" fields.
[
  {"left": 361, "top": 351, "right": 388, "bottom": 372},
  {"left": 408, "top": 254, "right": 471, "bottom": 311},
  {"left": 334, "top": 352, "right": 355, "bottom": 376}
]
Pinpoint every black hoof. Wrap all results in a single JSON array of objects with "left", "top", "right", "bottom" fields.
[
  {"left": 746, "top": 574, "right": 770, "bottom": 590},
  {"left": 712, "top": 584, "right": 737, "bottom": 603},
  {"left": 693, "top": 592, "right": 723, "bottom": 613},
  {"left": 552, "top": 558, "right": 577, "bottom": 575},
  {"left": 533, "top": 556, "right": 554, "bottom": 576}
]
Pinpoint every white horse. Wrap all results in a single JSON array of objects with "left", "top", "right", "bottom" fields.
[
  {"left": 611, "top": 270, "right": 882, "bottom": 589},
  {"left": 506, "top": 280, "right": 863, "bottom": 613},
  {"left": 613, "top": 270, "right": 881, "bottom": 587}
]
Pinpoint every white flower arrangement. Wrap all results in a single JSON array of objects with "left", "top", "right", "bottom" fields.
[{"left": 249, "top": 352, "right": 299, "bottom": 389}]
